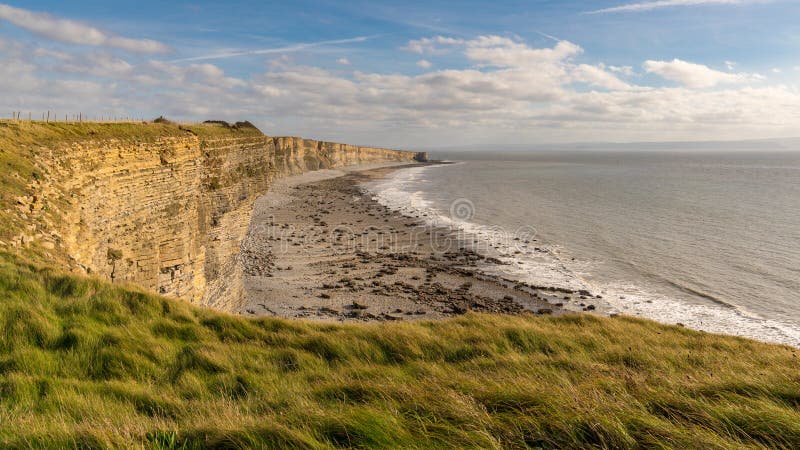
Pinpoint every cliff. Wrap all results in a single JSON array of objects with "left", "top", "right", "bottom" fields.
[{"left": 0, "top": 120, "right": 418, "bottom": 310}]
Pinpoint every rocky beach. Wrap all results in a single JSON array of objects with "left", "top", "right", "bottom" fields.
[{"left": 239, "top": 163, "right": 594, "bottom": 321}]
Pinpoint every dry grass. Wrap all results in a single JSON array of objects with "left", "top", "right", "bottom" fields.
[{"left": 0, "top": 253, "right": 799, "bottom": 449}]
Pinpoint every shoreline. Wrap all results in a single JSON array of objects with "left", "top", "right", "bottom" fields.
[
  {"left": 240, "top": 160, "right": 800, "bottom": 348},
  {"left": 371, "top": 162, "right": 800, "bottom": 348},
  {"left": 240, "top": 162, "right": 577, "bottom": 321}
]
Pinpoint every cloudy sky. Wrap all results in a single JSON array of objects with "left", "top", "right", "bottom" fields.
[{"left": 0, "top": 0, "right": 798, "bottom": 148}]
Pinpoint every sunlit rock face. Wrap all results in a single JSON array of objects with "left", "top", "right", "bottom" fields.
[{"left": 23, "top": 122, "right": 417, "bottom": 310}]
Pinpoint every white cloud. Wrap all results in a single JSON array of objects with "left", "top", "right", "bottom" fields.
[
  {"left": 403, "top": 36, "right": 465, "bottom": 54},
  {"left": 572, "top": 64, "right": 633, "bottom": 90},
  {"left": 34, "top": 47, "right": 72, "bottom": 61},
  {"left": 464, "top": 37, "right": 583, "bottom": 67},
  {"left": 0, "top": 34, "right": 798, "bottom": 146},
  {"left": 62, "top": 52, "right": 134, "bottom": 77},
  {"left": 608, "top": 65, "right": 635, "bottom": 76},
  {"left": 587, "top": 0, "right": 758, "bottom": 14},
  {"left": 337, "top": 58, "right": 351, "bottom": 65},
  {"left": 416, "top": 59, "right": 432, "bottom": 68},
  {"left": 643, "top": 59, "right": 755, "bottom": 88},
  {"left": 401, "top": 35, "right": 629, "bottom": 91},
  {"left": 186, "top": 63, "right": 225, "bottom": 79},
  {"left": 0, "top": 3, "right": 168, "bottom": 53}
]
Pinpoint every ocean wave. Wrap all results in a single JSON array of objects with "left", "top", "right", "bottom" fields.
[{"left": 366, "top": 165, "right": 800, "bottom": 348}]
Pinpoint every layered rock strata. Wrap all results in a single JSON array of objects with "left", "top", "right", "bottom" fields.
[{"left": 16, "top": 122, "right": 418, "bottom": 310}]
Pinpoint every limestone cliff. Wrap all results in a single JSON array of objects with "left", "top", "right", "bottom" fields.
[{"left": 6, "top": 121, "right": 418, "bottom": 310}]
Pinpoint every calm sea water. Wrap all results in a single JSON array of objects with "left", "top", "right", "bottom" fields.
[{"left": 368, "top": 149, "right": 800, "bottom": 346}]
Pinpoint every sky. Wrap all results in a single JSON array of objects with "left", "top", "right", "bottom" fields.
[{"left": 0, "top": 0, "right": 798, "bottom": 148}]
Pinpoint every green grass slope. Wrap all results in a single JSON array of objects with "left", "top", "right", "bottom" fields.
[{"left": 1, "top": 253, "right": 799, "bottom": 449}]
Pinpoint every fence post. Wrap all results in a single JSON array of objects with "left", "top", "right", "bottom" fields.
[{"left": 46, "top": 111, "right": 50, "bottom": 122}]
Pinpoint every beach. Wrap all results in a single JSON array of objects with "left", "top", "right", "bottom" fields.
[{"left": 239, "top": 163, "right": 583, "bottom": 321}]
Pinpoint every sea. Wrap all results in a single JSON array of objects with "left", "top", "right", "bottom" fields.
[{"left": 367, "top": 146, "right": 800, "bottom": 347}]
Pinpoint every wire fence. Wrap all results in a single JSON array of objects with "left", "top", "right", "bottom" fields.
[
  {"left": 3, "top": 112, "right": 205, "bottom": 125},
  {"left": 5, "top": 111, "right": 150, "bottom": 123}
]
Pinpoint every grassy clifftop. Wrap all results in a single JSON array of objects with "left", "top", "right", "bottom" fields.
[{"left": 1, "top": 252, "right": 799, "bottom": 449}]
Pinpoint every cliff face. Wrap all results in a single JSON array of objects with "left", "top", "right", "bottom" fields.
[
  {"left": 270, "top": 137, "right": 421, "bottom": 175},
  {"left": 10, "top": 122, "right": 417, "bottom": 310}
]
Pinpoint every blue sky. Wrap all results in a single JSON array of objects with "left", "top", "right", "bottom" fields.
[{"left": 0, "top": 0, "right": 798, "bottom": 147}]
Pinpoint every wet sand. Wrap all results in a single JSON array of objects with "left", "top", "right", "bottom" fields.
[{"left": 240, "top": 163, "right": 575, "bottom": 322}]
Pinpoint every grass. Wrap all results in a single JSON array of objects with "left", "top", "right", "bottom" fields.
[
  {"left": 1, "top": 120, "right": 799, "bottom": 448},
  {"left": 0, "top": 253, "right": 799, "bottom": 449}
]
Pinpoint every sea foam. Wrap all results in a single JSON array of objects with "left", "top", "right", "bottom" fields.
[{"left": 367, "top": 164, "right": 800, "bottom": 347}]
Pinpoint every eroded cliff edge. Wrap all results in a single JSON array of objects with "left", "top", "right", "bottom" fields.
[{"left": 4, "top": 121, "right": 419, "bottom": 311}]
